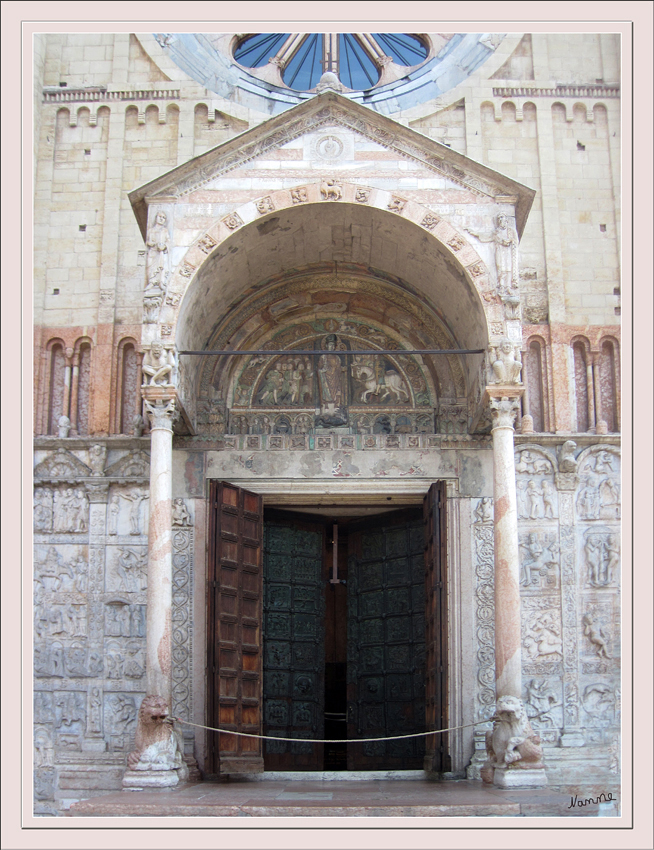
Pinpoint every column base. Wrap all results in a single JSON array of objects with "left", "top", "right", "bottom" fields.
[
  {"left": 492, "top": 766, "right": 548, "bottom": 788},
  {"left": 122, "top": 768, "right": 184, "bottom": 790}
]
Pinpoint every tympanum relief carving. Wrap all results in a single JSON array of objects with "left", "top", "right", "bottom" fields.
[{"left": 223, "top": 321, "right": 434, "bottom": 436}]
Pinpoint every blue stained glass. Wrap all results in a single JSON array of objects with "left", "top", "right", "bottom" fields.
[
  {"left": 234, "top": 33, "right": 290, "bottom": 68},
  {"left": 234, "top": 33, "right": 429, "bottom": 92}
]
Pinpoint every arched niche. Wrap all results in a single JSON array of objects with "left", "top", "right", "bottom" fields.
[
  {"left": 190, "top": 264, "right": 471, "bottom": 436},
  {"left": 157, "top": 196, "right": 500, "bottom": 430}
]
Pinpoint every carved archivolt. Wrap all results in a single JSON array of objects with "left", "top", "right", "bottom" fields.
[{"left": 148, "top": 183, "right": 496, "bottom": 342}]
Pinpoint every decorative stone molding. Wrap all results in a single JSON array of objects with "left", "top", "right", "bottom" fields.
[{"left": 170, "top": 511, "right": 194, "bottom": 724}]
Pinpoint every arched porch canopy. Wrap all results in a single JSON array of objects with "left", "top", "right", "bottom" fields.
[{"left": 128, "top": 91, "right": 535, "bottom": 425}]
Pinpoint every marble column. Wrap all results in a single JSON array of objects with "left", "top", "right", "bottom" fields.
[
  {"left": 142, "top": 389, "right": 177, "bottom": 703},
  {"left": 483, "top": 385, "right": 546, "bottom": 788},
  {"left": 485, "top": 387, "right": 524, "bottom": 700},
  {"left": 123, "top": 386, "right": 187, "bottom": 789}
]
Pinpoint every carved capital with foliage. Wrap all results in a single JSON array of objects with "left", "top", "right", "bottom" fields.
[{"left": 484, "top": 387, "right": 523, "bottom": 431}]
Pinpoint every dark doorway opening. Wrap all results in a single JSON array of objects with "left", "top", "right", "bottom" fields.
[
  {"left": 206, "top": 482, "right": 448, "bottom": 777},
  {"left": 324, "top": 662, "right": 347, "bottom": 769},
  {"left": 261, "top": 506, "right": 429, "bottom": 771}
]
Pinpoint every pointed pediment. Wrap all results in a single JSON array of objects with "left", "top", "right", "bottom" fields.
[
  {"left": 129, "top": 91, "right": 535, "bottom": 237},
  {"left": 104, "top": 450, "right": 151, "bottom": 479},
  {"left": 34, "top": 449, "right": 92, "bottom": 479}
]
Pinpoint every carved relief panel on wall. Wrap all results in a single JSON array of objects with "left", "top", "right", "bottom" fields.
[
  {"left": 216, "top": 320, "right": 436, "bottom": 436},
  {"left": 514, "top": 447, "right": 560, "bottom": 594}
]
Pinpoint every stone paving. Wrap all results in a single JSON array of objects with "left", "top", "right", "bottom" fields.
[{"left": 68, "top": 778, "right": 619, "bottom": 818}]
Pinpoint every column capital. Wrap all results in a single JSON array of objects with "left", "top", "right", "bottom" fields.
[
  {"left": 484, "top": 386, "right": 524, "bottom": 431},
  {"left": 85, "top": 481, "right": 111, "bottom": 503},
  {"left": 142, "top": 388, "right": 178, "bottom": 431}
]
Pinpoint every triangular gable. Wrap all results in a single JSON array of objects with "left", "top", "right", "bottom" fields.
[
  {"left": 104, "top": 450, "right": 151, "bottom": 479},
  {"left": 129, "top": 90, "right": 535, "bottom": 238},
  {"left": 34, "top": 449, "right": 92, "bottom": 479}
]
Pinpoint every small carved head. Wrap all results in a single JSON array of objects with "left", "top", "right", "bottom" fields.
[{"left": 138, "top": 694, "right": 171, "bottom": 726}]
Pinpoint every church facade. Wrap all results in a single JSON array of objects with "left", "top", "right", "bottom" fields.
[{"left": 33, "top": 32, "right": 622, "bottom": 813}]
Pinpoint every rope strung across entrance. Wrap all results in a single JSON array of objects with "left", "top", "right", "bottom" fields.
[
  {"left": 178, "top": 349, "right": 485, "bottom": 356},
  {"left": 174, "top": 716, "right": 475, "bottom": 744},
  {"left": 173, "top": 704, "right": 562, "bottom": 745}
]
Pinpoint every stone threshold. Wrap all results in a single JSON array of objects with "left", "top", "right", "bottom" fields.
[{"left": 67, "top": 779, "right": 620, "bottom": 818}]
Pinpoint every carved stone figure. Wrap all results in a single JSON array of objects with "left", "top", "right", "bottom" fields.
[
  {"left": 53, "top": 488, "right": 88, "bottom": 534},
  {"left": 515, "top": 450, "right": 550, "bottom": 475},
  {"left": 125, "top": 696, "right": 189, "bottom": 781},
  {"left": 142, "top": 344, "right": 175, "bottom": 386},
  {"left": 145, "top": 210, "right": 170, "bottom": 290},
  {"left": 577, "top": 475, "right": 601, "bottom": 520},
  {"left": 523, "top": 611, "right": 562, "bottom": 659},
  {"left": 584, "top": 534, "right": 603, "bottom": 587},
  {"left": 489, "top": 339, "right": 522, "bottom": 384},
  {"left": 525, "top": 480, "right": 544, "bottom": 519},
  {"left": 583, "top": 614, "right": 611, "bottom": 658},
  {"left": 172, "top": 498, "right": 191, "bottom": 526},
  {"left": 541, "top": 480, "right": 557, "bottom": 518},
  {"left": 106, "top": 643, "right": 124, "bottom": 679},
  {"left": 132, "top": 413, "right": 145, "bottom": 437},
  {"left": 468, "top": 214, "right": 518, "bottom": 295},
  {"left": 71, "top": 489, "right": 88, "bottom": 532},
  {"left": 351, "top": 357, "right": 409, "bottom": 404},
  {"left": 525, "top": 679, "right": 557, "bottom": 725},
  {"left": 316, "top": 335, "right": 347, "bottom": 427},
  {"left": 290, "top": 187, "right": 308, "bottom": 204},
  {"left": 120, "top": 488, "right": 148, "bottom": 535},
  {"left": 107, "top": 694, "right": 138, "bottom": 736},
  {"left": 88, "top": 687, "right": 103, "bottom": 734},
  {"left": 34, "top": 728, "right": 55, "bottom": 768},
  {"left": 593, "top": 450, "right": 614, "bottom": 473},
  {"left": 115, "top": 547, "right": 146, "bottom": 592},
  {"left": 559, "top": 440, "right": 578, "bottom": 473},
  {"left": 604, "top": 534, "right": 620, "bottom": 585},
  {"left": 88, "top": 444, "right": 106, "bottom": 476},
  {"left": 123, "top": 642, "right": 145, "bottom": 679},
  {"left": 57, "top": 414, "right": 71, "bottom": 438},
  {"left": 320, "top": 178, "right": 342, "bottom": 200},
  {"left": 474, "top": 498, "right": 493, "bottom": 523},
  {"left": 108, "top": 495, "right": 120, "bottom": 535},
  {"left": 34, "top": 489, "right": 53, "bottom": 532},
  {"left": 599, "top": 478, "right": 620, "bottom": 519},
  {"left": 258, "top": 368, "right": 284, "bottom": 405},
  {"left": 481, "top": 696, "right": 544, "bottom": 784}
]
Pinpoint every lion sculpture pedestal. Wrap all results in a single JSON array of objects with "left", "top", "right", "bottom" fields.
[
  {"left": 122, "top": 696, "right": 189, "bottom": 789},
  {"left": 480, "top": 695, "right": 548, "bottom": 788}
]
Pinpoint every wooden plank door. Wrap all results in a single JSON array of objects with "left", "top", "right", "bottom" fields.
[
  {"left": 262, "top": 511, "right": 325, "bottom": 770},
  {"left": 207, "top": 481, "right": 264, "bottom": 775},
  {"left": 423, "top": 481, "right": 450, "bottom": 773},
  {"left": 346, "top": 509, "right": 426, "bottom": 770}
]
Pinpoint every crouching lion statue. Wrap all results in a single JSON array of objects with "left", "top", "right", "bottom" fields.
[
  {"left": 126, "top": 695, "right": 189, "bottom": 780},
  {"left": 480, "top": 695, "right": 544, "bottom": 784}
]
